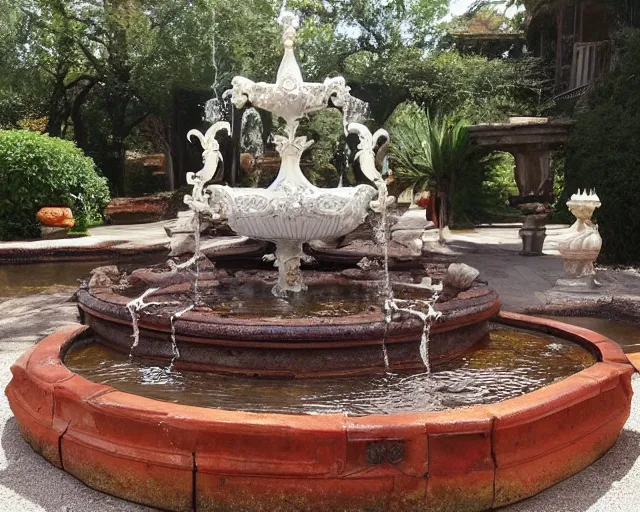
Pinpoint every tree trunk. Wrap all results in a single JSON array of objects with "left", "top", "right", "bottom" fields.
[
  {"left": 45, "top": 75, "right": 68, "bottom": 137},
  {"left": 70, "top": 81, "right": 96, "bottom": 151},
  {"left": 109, "top": 137, "right": 127, "bottom": 196}
]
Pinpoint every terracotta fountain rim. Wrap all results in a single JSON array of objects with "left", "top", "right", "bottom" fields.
[
  {"left": 5, "top": 312, "right": 635, "bottom": 511},
  {"left": 11, "top": 311, "right": 632, "bottom": 424}
]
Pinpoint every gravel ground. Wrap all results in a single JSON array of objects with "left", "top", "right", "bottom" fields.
[{"left": 1, "top": 293, "right": 640, "bottom": 511}]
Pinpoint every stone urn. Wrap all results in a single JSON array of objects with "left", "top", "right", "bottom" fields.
[
  {"left": 36, "top": 207, "right": 75, "bottom": 228},
  {"left": 558, "top": 189, "right": 602, "bottom": 279}
]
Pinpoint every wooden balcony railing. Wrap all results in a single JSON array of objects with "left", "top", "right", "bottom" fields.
[{"left": 569, "top": 41, "right": 610, "bottom": 89}]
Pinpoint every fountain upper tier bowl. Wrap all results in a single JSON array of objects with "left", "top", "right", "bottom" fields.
[
  {"left": 213, "top": 173, "right": 377, "bottom": 245},
  {"left": 77, "top": 268, "right": 500, "bottom": 377}
]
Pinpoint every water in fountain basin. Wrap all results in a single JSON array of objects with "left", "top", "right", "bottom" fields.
[{"left": 66, "top": 326, "right": 596, "bottom": 415}]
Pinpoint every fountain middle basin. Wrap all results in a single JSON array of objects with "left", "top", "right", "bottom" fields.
[
  {"left": 6, "top": 312, "right": 633, "bottom": 512},
  {"left": 76, "top": 270, "right": 500, "bottom": 377}
]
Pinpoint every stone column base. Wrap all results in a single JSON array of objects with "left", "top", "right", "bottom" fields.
[
  {"left": 554, "top": 274, "right": 600, "bottom": 291},
  {"left": 519, "top": 215, "right": 547, "bottom": 256},
  {"left": 40, "top": 226, "right": 70, "bottom": 240}
]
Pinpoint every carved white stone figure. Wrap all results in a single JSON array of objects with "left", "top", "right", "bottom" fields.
[
  {"left": 184, "top": 121, "right": 230, "bottom": 216},
  {"left": 558, "top": 189, "right": 602, "bottom": 278},
  {"left": 347, "top": 123, "right": 396, "bottom": 213},
  {"left": 184, "top": 12, "right": 389, "bottom": 296}
]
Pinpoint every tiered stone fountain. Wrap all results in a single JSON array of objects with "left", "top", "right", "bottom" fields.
[{"left": 5, "top": 13, "right": 634, "bottom": 512}]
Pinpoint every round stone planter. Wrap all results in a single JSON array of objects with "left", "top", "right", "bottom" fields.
[{"left": 5, "top": 312, "right": 634, "bottom": 512}]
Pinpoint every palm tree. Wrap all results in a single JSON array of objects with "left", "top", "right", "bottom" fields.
[{"left": 390, "top": 110, "right": 472, "bottom": 242}]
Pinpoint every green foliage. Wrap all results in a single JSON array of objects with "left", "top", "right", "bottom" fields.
[
  {"left": 0, "top": 0, "right": 541, "bottom": 199},
  {"left": 0, "top": 130, "right": 110, "bottom": 239},
  {"left": 123, "top": 159, "right": 169, "bottom": 197},
  {"left": 563, "top": 28, "right": 640, "bottom": 264},
  {"left": 300, "top": 109, "right": 343, "bottom": 173},
  {"left": 389, "top": 107, "right": 471, "bottom": 226},
  {"left": 345, "top": 47, "right": 550, "bottom": 124},
  {"left": 388, "top": 104, "right": 518, "bottom": 225}
]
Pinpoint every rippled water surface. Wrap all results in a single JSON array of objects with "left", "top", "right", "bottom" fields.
[
  {"left": 65, "top": 327, "right": 595, "bottom": 415},
  {"left": 543, "top": 315, "right": 640, "bottom": 353},
  {"left": 0, "top": 255, "right": 166, "bottom": 297},
  {"left": 121, "top": 280, "right": 428, "bottom": 319}
]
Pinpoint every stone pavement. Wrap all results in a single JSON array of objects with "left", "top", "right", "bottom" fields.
[
  {"left": 448, "top": 224, "right": 566, "bottom": 311},
  {"left": 447, "top": 225, "right": 640, "bottom": 318},
  {"left": 0, "top": 221, "right": 172, "bottom": 262}
]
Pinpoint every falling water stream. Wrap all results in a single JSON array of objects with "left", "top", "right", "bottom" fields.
[
  {"left": 169, "top": 305, "right": 195, "bottom": 370},
  {"left": 204, "top": 8, "right": 226, "bottom": 123},
  {"left": 370, "top": 164, "right": 441, "bottom": 373},
  {"left": 126, "top": 288, "right": 160, "bottom": 358}
]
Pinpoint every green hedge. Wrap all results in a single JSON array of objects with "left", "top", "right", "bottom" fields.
[
  {"left": 0, "top": 130, "right": 110, "bottom": 240},
  {"left": 563, "top": 28, "right": 640, "bottom": 264}
]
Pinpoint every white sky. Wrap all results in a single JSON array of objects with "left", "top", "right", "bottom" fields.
[
  {"left": 449, "top": 0, "right": 478, "bottom": 17},
  {"left": 446, "top": 0, "right": 522, "bottom": 21}
]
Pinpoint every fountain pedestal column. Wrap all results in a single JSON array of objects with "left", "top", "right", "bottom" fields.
[{"left": 274, "top": 240, "right": 305, "bottom": 294}]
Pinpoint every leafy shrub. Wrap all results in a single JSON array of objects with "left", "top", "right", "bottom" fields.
[
  {"left": 123, "top": 158, "right": 169, "bottom": 197},
  {"left": 563, "top": 28, "right": 640, "bottom": 264},
  {"left": 0, "top": 130, "right": 110, "bottom": 239},
  {"left": 388, "top": 104, "right": 518, "bottom": 227}
]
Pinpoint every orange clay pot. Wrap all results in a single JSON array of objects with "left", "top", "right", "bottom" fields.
[{"left": 36, "top": 207, "right": 75, "bottom": 228}]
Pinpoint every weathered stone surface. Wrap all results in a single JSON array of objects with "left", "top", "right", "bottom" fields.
[
  {"left": 104, "top": 195, "right": 170, "bottom": 224},
  {"left": 39, "top": 226, "right": 70, "bottom": 240},
  {"left": 392, "top": 208, "right": 434, "bottom": 232},
  {"left": 444, "top": 263, "right": 480, "bottom": 291}
]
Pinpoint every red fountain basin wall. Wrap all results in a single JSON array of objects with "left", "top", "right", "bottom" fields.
[
  {"left": 5, "top": 312, "right": 634, "bottom": 512},
  {"left": 76, "top": 284, "right": 501, "bottom": 377}
]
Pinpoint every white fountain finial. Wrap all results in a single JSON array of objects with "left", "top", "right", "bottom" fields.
[
  {"left": 278, "top": 10, "right": 299, "bottom": 30},
  {"left": 276, "top": 11, "right": 303, "bottom": 94}
]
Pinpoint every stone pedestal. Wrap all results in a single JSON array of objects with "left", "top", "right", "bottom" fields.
[
  {"left": 40, "top": 226, "right": 70, "bottom": 240},
  {"left": 519, "top": 214, "right": 547, "bottom": 256},
  {"left": 556, "top": 190, "right": 602, "bottom": 287},
  {"left": 553, "top": 274, "right": 599, "bottom": 291},
  {"left": 390, "top": 207, "right": 435, "bottom": 255},
  {"left": 513, "top": 147, "right": 553, "bottom": 199}
]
